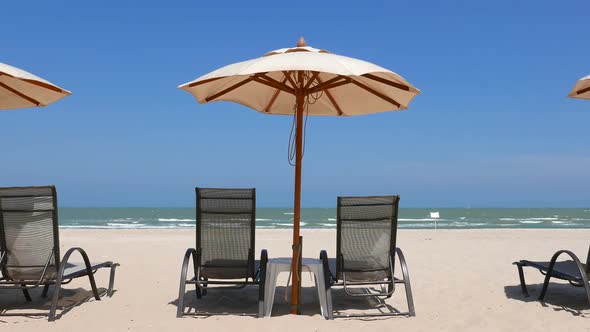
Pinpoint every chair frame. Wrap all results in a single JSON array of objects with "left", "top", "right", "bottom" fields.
[
  {"left": 514, "top": 245, "right": 590, "bottom": 304},
  {"left": 177, "top": 187, "right": 268, "bottom": 318},
  {"left": 0, "top": 185, "right": 119, "bottom": 321},
  {"left": 320, "top": 195, "right": 415, "bottom": 319}
]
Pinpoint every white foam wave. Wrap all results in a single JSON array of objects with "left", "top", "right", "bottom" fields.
[
  {"left": 518, "top": 220, "right": 545, "bottom": 224},
  {"left": 158, "top": 218, "right": 195, "bottom": 222},
  {"left": 107, "top": 223, "right": 147, "bottom": 228},
  {"left": 283, "top": 212, "right": 294, "bottom": 215},
  {"left": 328, "top": 218, "right": 336, "bottom": 221},
  {"left": 256, "top": 218, "right": 272, "bottom": 221}
]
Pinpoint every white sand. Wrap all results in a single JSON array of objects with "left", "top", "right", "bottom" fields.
[{"left": 1, "top": 229, "right": 589, "bottom": 331}]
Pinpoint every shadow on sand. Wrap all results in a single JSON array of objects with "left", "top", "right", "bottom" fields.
[
  {"left": 505, "top": 283, "right": 589, "bottom": 317},
  {"left": 0, "top": 286, "right": 112, "bottom": 322},
  {"left": 172, "top": 285, "right": 406, "bottom": 320}
]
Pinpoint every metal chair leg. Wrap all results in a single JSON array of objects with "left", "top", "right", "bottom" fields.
[
  {"left": 49, "top": 247, "right": 100, "bottom": 321},
  {"left": 107, "top": 263, "right": 119, "bottom": 297},
  {"left": 539, "top": 250, "right": 590, "bottom": 303},
  {"left": 514, "top": 263, "right": 529, "bottom": 297},
  {"left": 178, "top": 248, "right": 196, "bottom": 318},
  {"left": 396, "top": 248, "right": 415, "bottom": 317},
  {"left": 21, "top": 287, "right": 32, "bottom": 302}
]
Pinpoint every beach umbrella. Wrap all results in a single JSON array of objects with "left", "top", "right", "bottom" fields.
[
  {"left": 0, "top": 62, "right": 70, "bottom": 110},
  {"left": 179, "top": 37, "right": 420, "bottom": 312},
  {"left": 568, "top": 75, "right": 590, "bottom": 100}
]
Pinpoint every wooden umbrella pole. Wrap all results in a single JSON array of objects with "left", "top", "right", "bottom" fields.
[{"left": 290, "top": 90, "right": 304, "bottom": 314}]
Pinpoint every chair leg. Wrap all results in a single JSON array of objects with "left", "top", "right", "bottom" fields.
[
  {"left": 514, "top": 263, "right": 529, "bottom": 297},
  {"left": 195, "top": 282, "right": 202, "bottom": 299},
  {"left": 107, "top": 263, "right": 119, "bottom": 297},
  {"left": 178, "top": 248, "right": 196, "bottom": 318},
  {"left": 177, "top": 278, "right": 188, "bottom": 318},
  {"left": 584, "top": 282, "right": 590, "bottom": 305},
  {"left": 42, "top": 285, "right": 50, "bottom": 298},
  {"left": 326, "top": 288, "right": 334, "bottom": 320},
  {"left": 87, "top": 272, "right": 101, "bottom": 301},
  {"left": 49, "top": 276, "right": 64, "bottom": 321},
  {"left": 396, "top": 248, "right": 415, "bottom": 317},
  {"left": 202, "top": 277, "right": 208, "bottom": 297},
  {"left": 21, "top": 287, "right": 32, "bottom": 302}
]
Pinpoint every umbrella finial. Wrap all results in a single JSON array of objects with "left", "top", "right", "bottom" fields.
[{"left": 297, "top": 37, "right": 306, "bottom": 47}]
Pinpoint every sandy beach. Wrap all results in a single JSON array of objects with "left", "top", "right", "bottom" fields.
[{"left": 1, "top": 229, "right": 589, "bottom": 331}]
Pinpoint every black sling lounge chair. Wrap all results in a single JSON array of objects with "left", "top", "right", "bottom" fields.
[
  {"left": 514, "top": 246, "right": 590, "bottom": 304},
  {"left": 319, "top": 195, "right": 415, "bottom": 319},
  {"left": 177, "top": 188, "right": 268, "bottom": 317},
  {"left": 0, "top": 186, "right": 119, "bottom": 321}
]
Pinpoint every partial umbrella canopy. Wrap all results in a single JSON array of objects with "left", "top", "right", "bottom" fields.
[
  {"left": 569, "top": 75, "right": 590, "bottom": 100},
  {"left": 0, "top": 62, "right": 71, "bottom": 110}
]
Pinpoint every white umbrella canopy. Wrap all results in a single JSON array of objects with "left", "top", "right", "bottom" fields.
[
  {"left": 568, "top": 75, "right": 590, "bottom": 100},
  {"left": 179, "top": 37, "right": 420, "bottom": 313},
  {"left": 179, "top": 41, "right": 420, "bottom": 115},
  {"left": 0, "top": 62, "right": 71, "bottom": 110}
]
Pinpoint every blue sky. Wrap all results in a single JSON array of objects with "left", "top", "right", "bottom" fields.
[{"left": 2, "top": 0, "right": 590, "bottom": 207}]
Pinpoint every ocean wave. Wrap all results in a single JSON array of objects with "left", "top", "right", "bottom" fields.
[
  {"left": 111, "top": 218, "right": 137, "bottom": 222},
  {"left": 399, "top": 218, "right": 448, "bottom": 222},
  {"left": 256, "top": 218, "right": 272, "bottom": 221},
  {"left": 107, "top": 223, "right": 147, "bottom": 228},
  {"left": 158, "top": 218, "right": 195, "bottom": 222},
  {"left": 283, "top": 212, "right": 294, "bottom": 215},
  {"left": 327, "top": 218, "right": 336, "bottom": 221},
  {"left": 518, "top": 220, "right": 545, "bottom": 224}
]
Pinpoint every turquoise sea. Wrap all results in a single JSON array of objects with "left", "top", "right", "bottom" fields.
[{"left": 59, "top": 208, "right": 590, "bottom": 229}]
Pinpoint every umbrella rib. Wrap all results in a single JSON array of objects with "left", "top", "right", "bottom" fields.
[
  {"left": 1, "top": 72, "right": 67, "bottom": 94},
  {"left": 22, "top": 79, "right": 67, "bottom": 94},
  {"left": 0, "top": 82, "right": 41, "bottom": 106},
  {"left": 306, "top": 76, "right": 350, "bottom": 95},
  {"left": 264, "top": 76, "right": 289, "bottom": 113},
  {"left": 361, "top": 73, "right": 411, "bottom": 92},
  {"left": 315, "top": 77, "right": 343, "bottom": 116},
  {"left": 349, "top": 78, "right": 401, "bottom": 108},
  {"left": 205, "top": 77, "right": 253, "bottom": 102},
  {"left": 252, "top": 74, "right": 295, "bottom": 95},
  {"left": 186, "top": 76, "right": 226, "bottom": 88},
  {"left": 577, "top": 86, "right": 590, "bottom": 95},
  {"left": 282, "top": 71, "right": 298, "bottom": 91},
  {"left": 303, "top": 71, "right": 320, "bottom": 91}
]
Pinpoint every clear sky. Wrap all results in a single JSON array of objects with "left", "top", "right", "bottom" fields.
[{"left": 2, "top": 0, "right": 590, "bottom": 207}]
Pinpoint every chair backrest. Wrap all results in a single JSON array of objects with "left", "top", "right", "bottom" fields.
[
  {"left": 0, "top": 186, "right": 60, "bottom": 281},
  {"left": 336, "top": 195, "right": 400, "bottom": 281},
  {"left": 196, "top": 187, "right": 256, "bottom": 279}
]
